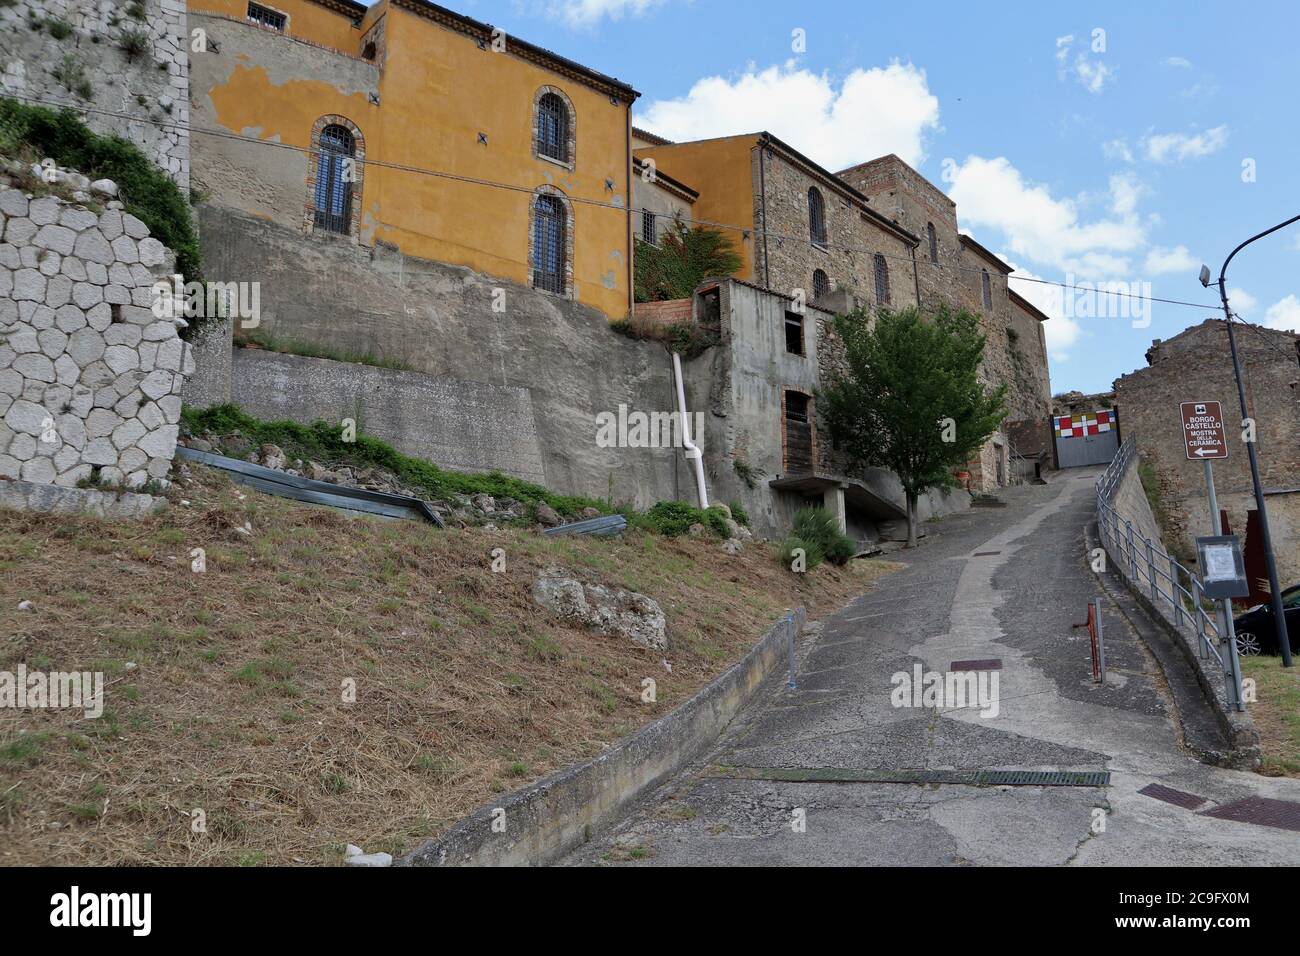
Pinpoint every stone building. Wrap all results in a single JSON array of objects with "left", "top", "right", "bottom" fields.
[
  {"left": 188, "top": 0, "right": 639, "bottom": 320},
  {"left": 1114, "top": 318, "right": 1300, "bottom": 587},
  {"left": 676, "top": 279, "right": 967, "bottom": 546},
  {"left": 633, "top": 133, "right": 920, "bottom": 313},
  {"left": 839, "top": 154, "right": 1053, "bottom": 490}
]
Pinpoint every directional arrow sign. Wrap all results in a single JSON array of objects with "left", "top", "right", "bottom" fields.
[{"left": 1180, "top": 401, "right": 1228, "bottom": 461}]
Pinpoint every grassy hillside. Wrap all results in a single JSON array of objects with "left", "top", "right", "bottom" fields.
[{"left": 0, "top": 465, "right": 896, "bottom": 865}]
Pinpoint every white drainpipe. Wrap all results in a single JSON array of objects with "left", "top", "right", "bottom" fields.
[{"left": 673, "top": 351, "right": 709, "bottom": 509}]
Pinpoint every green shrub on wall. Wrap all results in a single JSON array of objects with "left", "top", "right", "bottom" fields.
[{"left": 0, "top": 97, "right": 200, "bottom": 280}]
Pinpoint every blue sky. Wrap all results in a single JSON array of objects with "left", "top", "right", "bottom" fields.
[{"left": 423, "top": 0, "right": 1300, "bottom": 394}]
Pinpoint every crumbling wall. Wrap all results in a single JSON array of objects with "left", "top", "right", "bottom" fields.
[{"left": 0, "top": 0, "right": 190, "bottom": 188}]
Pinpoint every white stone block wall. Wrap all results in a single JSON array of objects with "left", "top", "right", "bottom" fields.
[
  {"left": 0, "top": 0, "right": 190, "bottom": 189},
  {"left": 0, "top": 183, "right": 192, "bottom": 489}
]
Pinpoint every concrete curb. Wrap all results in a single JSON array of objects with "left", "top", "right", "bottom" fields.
[
  {"left": 399, "top": 606, "right": 806, "bottom": 867},
  {"left": 0, "top": 477, "right": 167, "bottom": 519},
  {"left": 1087, "top": 521, "right": 1260, "bottom": 769}
]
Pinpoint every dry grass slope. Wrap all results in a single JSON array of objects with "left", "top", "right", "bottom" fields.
[{"left": 0, "top": 466, "right": 896, "bottom": 865}]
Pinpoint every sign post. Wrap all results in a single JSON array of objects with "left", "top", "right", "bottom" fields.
[{"left": 1181, "top": 401, "right": 1243, "bottom": 710}]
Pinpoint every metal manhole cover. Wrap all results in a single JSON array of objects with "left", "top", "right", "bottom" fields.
[
  {"left": 951, "top": 658, "right": 1002, "bottom": 671},
  {"left": 1199, "top": 796, "right": 1300, "bottom": 832},
  {"left": 1138, "top": 783, "right": 1207, "bottom": 810}
]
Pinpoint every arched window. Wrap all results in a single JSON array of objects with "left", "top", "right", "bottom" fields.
[
  {"left": 808, "top": 187, "right": 827, "bottom": 246},
  {"left": 313, "top": 123, "right": 355, "bottom": 235},
  {"left": 873, "top": 254, "right": 890, "bottom": 305},
  {"left": 926, "top": 222, "right": 938, "bottom": 263},
  {"left": 536, "top": 91, "right": 571, "bottom": 165},
  {"left": 811, "top": 268, "right": 830, "bottom": 302},
  {"left": 981, "top": 269, "right": 992, "bottom": 309},
  {"left": 532, "top": 192, "right": 568, "bottom": 294}
]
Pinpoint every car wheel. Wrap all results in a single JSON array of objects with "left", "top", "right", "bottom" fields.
[{"left": 1235, "top": 631, "right": 1262, "bottom": 656}]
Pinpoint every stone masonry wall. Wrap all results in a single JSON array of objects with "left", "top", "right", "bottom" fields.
[
  {"left": 751, "top": 146, "right": 919, "bottom": 314},
  {"left": 0, "top": 0, "right": 190, "bottom": 188},
  {"left": 0, "top": 180, "right": 191, "bottom": 488},
  {"left": 1114, "top": 318, "right": 1300, "bottom": 576}
]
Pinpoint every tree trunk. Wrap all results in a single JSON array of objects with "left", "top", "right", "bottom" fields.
[{"left": 906, "top": 492, "right": 917, "bottom": 548}]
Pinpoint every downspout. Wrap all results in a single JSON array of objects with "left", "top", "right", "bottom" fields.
[
  {"left": 673, "top": 351, "right": 708, "bottom": 508},
  {"left": 625, "top": 103, "right": 634, "bottom": 318}
]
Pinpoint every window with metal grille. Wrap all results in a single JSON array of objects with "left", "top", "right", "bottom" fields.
[
  {"left": 926, "top": 222, "right": 938, "bottom": 263},
  {"left": 640, "top": 209, "right": 656, "bottom": 245},
  {"left": 981, "top": 269, "right": 992, "bottom": 309},
  {"left": 313, "top": 124, "right": 354, "bottom": 235},
  {"left": 532, "top": 194, "right": 566, "bottom": 294},
  {"left": 873, "top": 254, "right": 890, "bottom": 305},
  {"left": 812, "top": 268, "right": 829, "bottom": 302},
  {"left": 247, "top": 2, "right": 286, "bottom": 30},
  {"left": 536, "top": 93, "right": 569, "bottom": 164},
  {"left": 808, "top": 187, "right": 827, "bottom": 246},
  {"left": 785, "top": 310, "right": 804, "bottom": 356}
]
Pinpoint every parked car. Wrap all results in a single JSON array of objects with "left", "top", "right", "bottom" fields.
[{"left": 1232, "top": 585, "right": 1300, "bottom": 655}]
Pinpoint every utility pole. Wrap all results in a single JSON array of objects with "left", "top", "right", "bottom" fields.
[{"left": 1202, "top": 213, "right": 1299, "bottom": 667}]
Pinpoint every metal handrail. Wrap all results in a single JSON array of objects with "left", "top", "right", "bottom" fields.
[{"left": 1094, "top": 437, "right": 1232, "bottom": 693}]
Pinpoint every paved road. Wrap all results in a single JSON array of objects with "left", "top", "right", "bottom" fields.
[{"left": 563, "top": 470, "right": 1300, "bottom": 866}]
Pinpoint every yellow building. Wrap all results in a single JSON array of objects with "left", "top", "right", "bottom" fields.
[{"left": 188, "top": 0, "right": 639, "bottom": 319}]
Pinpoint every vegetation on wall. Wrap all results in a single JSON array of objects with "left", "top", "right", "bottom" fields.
[
  {"left": 182, "top": 405, "right": 613, "bottom": 518},
  {"left": 0, "top": 98, "right": 200, "bottom": 280},
  {"left": 822, "top": 304, "right": 1007, "bottom": 547},
  {"left": 633, "top": 219, "right": 742, "bottom": 303}
]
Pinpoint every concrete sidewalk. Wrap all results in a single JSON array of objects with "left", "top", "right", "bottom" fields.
[{"left": 561, "top": 470, "right": 1300, "bottom": 866}]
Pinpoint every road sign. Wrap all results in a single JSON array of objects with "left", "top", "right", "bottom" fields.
[{"left": 1180, "top": 401, "right": 1228, "bottom": 460}]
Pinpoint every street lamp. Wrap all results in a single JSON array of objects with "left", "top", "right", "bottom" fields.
[{"left": 1200, "top": 211, "right": 1300, "bottom": 667}]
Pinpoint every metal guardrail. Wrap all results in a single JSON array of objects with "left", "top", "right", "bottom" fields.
[{"left": 1094, "top": 437, "right": 1240, "bottom": 706}]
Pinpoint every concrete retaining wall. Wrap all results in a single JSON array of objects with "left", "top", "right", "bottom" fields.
[
  {"left": 400, "top": 607, "right": 805, "bottom": 867},
  {"left": 230, "top": 347, "right": 549, "bottom": 486},
  {"left": 196, "top": 205, "right": 691, "bottom": 508}
]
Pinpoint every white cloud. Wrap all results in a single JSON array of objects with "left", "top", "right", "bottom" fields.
[
  {"left": 1142, "top": 125, "right": 1229, "bottom": 163},
  {"left": 1264, "top": 295, "right": 1300, "bottom": 332},
  {"left": 947, "top": 157, "right": 1146, "bottom": 278},
  {"left": 548, "top": 0, "right": 666, "bottom": 27},
  {"left": 1055, "top": 34, "right": 1113, "bottom": 93},
  {"left": 1143, "top": 245, "right": 1198, "bottom": 276},
  {"left": 635, "top": 60, "right": 941, "bottom": 169},
  {"left": 1227, "top": 287, "right": 1257, "bottom": 315},
  {"left": 1004, "top": 259, "right": 1081, "bottom": 363},
  {"left": 1103, "top": 138, "right": 1133, "bottom": 163},
  {"left": 1161, "top": 56, "right": 1193, "bottom": 68}
]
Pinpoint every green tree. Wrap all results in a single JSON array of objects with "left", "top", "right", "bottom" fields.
[
  {"left": 821, "top": 305, "right": 1007, "bottom": 547},
  {"left": 633, "top": 217, "right": 742, "bottom": 302}
]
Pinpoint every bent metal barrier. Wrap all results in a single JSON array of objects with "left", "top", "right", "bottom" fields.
[{"left": 1095, "top": 436, "right": 1242, "bottom": 709}]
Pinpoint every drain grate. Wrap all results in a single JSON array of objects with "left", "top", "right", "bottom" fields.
[
  {"left": 973, "top": 550, "right": 1003, "bottom": 557},
  {"left": 974, "top": 770, "right": 1110, "bottom": 787},
  {"left": 1139, "top": 783, "right": 1207, "bottom": 810},
  {"left": 710, "top": 766, "right": 1109, "bottom": 787},
  {"left": 951, "top": 658, "right": 1002, "bottom": 671},
  {"left": 1199, "top": 796, "right": 1300, "bottom": 832}
]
